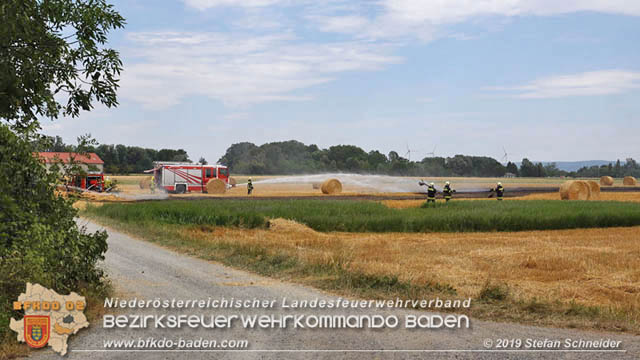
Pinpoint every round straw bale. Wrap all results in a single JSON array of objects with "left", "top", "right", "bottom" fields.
[
  {"left": 229, "top": 177, "right": 237, "bottom": 187},
  {"left": 559, "top": 180, "right": 591, "bottom": 200},
  {"left": 587, "top": 180, "right": 600, "bottom": 200},
  {"left": 139, "top": 177, "right": 151, "bottom": 189},
  {"left": 321, "top": 178, "right": 342, "bottom": 195},
  {"left": 206, "top": 178, "right": 226, "bottom": 194},
  {"left": 623, "top": 176, "right": 637, "bottom": 186},
  {"left": 600, "top": 176, "right": 614, "bottom": 186},
  {"left": 312, "top": 182, "right": 321, "bottom": 189}
]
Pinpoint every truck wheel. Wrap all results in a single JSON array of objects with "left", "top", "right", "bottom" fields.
[{"left": 175, "top": 184, "right": 186, "bottom": 194}]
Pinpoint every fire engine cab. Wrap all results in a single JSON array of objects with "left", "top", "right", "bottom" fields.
[{"left": 147, "top": 162, "right": 230, "bottom": 193}]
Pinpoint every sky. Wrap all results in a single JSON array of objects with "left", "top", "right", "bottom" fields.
[{"left": 41, "top": 0, "right": 640, "bottom": 163}]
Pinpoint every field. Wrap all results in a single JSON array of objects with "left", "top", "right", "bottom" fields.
[
  {"left": 83, "top": 196, "right": 640, "bottom": 333},
  {"left": 87, "top": 199, "right": 640, "bottom": 232},
  {"left": 100, "top": 174, "right": 640, "bottom": 201},
  {"left": 80, "top": 174, "right": 640, "bottom": 333}
]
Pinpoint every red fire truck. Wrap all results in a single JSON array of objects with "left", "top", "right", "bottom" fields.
[
  {"left": 146, "top": 162, "right": 230, "bottom": 193},
  {"left": 37, "top": 152, "right": 106, "bottom": 192}
]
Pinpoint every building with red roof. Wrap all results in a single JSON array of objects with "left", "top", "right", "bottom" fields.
[{"left": 37, "top": 152, "right": 104, "bottom": 174}]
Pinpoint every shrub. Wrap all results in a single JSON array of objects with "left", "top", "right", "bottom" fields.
[{"left": 0, "top": 125, "right": 108, "bottom": 340}]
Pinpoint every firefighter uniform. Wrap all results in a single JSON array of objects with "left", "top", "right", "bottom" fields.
[
  {"left": 443, "top": 182, "right": 454, "bottom": 202},
  {"left": 150, "top": 176, "right": 156, "bottom": 193},
  {"left": 104, "top": 177, "right": 112, "bottom": 191},
  {"left": 427, "top": 183, "right": 437, "bottom": 203},
  {"left": 247, "top": 179, "right": 254, "bottom": 195},
  {"left": 491, "top": 183, "right": 504, "bottom": 201}
]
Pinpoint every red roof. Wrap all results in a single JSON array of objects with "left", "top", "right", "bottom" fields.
[{"left": 37, "top": 152, "right": 104, "bottom": 164}]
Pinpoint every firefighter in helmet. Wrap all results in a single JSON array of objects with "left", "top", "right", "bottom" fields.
[
  {"left": 418, "top": 180, "right": 437, "bottom": 204},
  {"left": 443, "top": 181, "right": 456, "bottom": 202},
  {"left": 150, "top": 175, "right": 156, "bottom": 193},
  {"left": 426, "top": 182, "right": 437, "bottom": 203},
  {"left": 247, "top": 178, "right": 254, "bottom": 195},
  {"left": 104, "top": 176, "right": 113, "bottom": 192},
  {"left": 490, "top": 182, "right": 504, "bottom": 201}
]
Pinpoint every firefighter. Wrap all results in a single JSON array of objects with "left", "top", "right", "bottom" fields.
[
  {"left": 443, "top": 181, "right": 456, "bottom": 202},
  {"left": 418, "top": 180, "right": 437, "bottom": 203},
  {"left": 489, "top": 182, "right": 504, "bottom": 201},
  {"left": 247, "top": 178, "right": 254, "bottom": 195},
  {"left": 150, "top": 175, "right": 156, "bottom": 193},
  {"left": 426, "top": 182, "right": 437, "bottom": 203},
  {"left": 104, "top": 176, "right": 112, "bottom": 190}
]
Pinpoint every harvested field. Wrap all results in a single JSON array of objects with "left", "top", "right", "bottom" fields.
[
  {"left": 84, "top": 211, "right": 640, "bottom": 333},
  {"left": 111, "top": 175, "right": 622, "bottom": 199}
]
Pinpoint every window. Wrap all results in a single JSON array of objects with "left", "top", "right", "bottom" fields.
[
  {"left": 219, "top": 168, "right": 229, "bottom": 177},
  {"left": 206, "top": 168, "right": 215, "bottom": 178}
]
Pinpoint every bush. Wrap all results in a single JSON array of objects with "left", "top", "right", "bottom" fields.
[{"left": 0, "top": 125, "right": 108, "bottom": 340}]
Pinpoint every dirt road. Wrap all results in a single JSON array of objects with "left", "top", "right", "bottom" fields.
[{"left": 30, "top": 220, "right": 639, "bottom": 359}]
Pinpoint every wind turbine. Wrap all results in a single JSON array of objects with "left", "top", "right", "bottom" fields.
[
  {"left": 427, "top": 145, "right": 437, "bottom": 157},
  {"left": 405, "top": 142, "right": 419, "bottom": 161},
  {"left": 502, "top": 146, "right": 509, "bottom": 164}
]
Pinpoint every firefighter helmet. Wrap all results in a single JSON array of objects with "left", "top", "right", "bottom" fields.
[
  {"left": 497, "top": 182, "right": 502, "bottom": 186},
  {"left": 430, "top": 182, "right": 435, "bottom": 186},
  {"left": 445, "top": 181, "right": 450, "bottom": 185}
]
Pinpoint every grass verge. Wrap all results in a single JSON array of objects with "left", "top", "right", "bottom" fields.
[
  {"left": 82, "top": 212, "right": 638, "bottom": 334},
  {"left": 87, "top": 199, "right": 640, "bottom": 233}
]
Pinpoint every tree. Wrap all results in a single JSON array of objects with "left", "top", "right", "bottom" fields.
[
  {"left": 519, "top": 158, "right": 536, "bottom": 177},
  {"left": 1, "top": 0, "right": 125, "bottom": 133},
  {"left": 1, "top": 0, "right": 123, "bottom": 342},
  {"left": 198, "top": 157, "right": 208, "bottom": 165},
  {"left": 506, "top": 161, "right": 519, "bottom": 176}
]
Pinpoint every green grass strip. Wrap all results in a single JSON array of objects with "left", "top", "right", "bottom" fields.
[{"left": 86, "top": 199, "right": 640, "bottom": 233}]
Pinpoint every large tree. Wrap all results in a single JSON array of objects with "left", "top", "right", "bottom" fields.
[{"left": 0, "top": 0, "right": 124, "bottom": 342}]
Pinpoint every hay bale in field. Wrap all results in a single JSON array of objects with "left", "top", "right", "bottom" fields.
[
  {"left": 559, "top": 180, "right": 591, "bottom": 200},
  {"left": 623, "top": 176, "right": 637, "bottom": 186},
  {"left": 229, "top": 177, "right": 237, "bottom": 187},
  {"left": 206, "top": 178, "right": 226, "bottom": 194},
  {"left": 587, "top": 180, "right": 600, "bottom": 200},
  {"left": 312, "top": 182, "right": 321, "bottom": 189},
  {"left": 139, "top": 177, "right": 151, "bottom": 189},
  {"left": 321, "top": 178, "right": 342, "bottom": 195},
  {"left": 600, "top": 176, "right": 614, "bottom": 186}
]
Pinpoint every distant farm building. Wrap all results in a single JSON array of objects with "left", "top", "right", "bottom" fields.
[
  {"left": 504, "top": 172, "right": 516, "bottom": 178},
  {"left": 37, "top": 152, "right": 104, "bottom": 174}
]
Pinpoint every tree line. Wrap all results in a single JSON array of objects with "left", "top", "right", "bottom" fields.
[
  {"left": 573, "top": 159, "right": 640, "bottom": 178},
  {"left": 36, "top": 137, "right": 640, "bottom": 178},
  {"left": 218, "top": 141, "right": 640, "bottom": 178},
  {"left": 218, "top": 141, "right": 533, "bottom": 177}
]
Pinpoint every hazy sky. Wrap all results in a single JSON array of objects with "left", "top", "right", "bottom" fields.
[{"left": 42, "top": 0, "right": 640, "bottom": 163}]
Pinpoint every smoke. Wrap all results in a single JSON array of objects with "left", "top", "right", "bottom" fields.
[
  {"left": 239, "top": 173, "right": 497, "bottom": 193},
  {"left": 117, "top": 192, "right": 170, "bottom": 200},
  {"left": 240, "top": 173, "right": 426, "bottom": 193}
]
